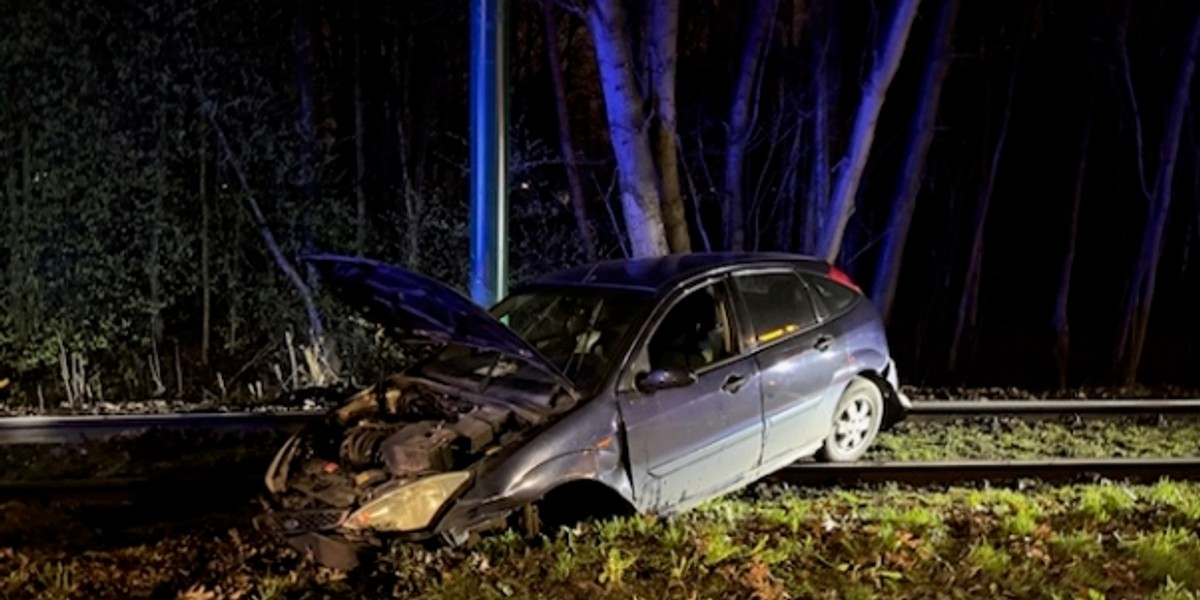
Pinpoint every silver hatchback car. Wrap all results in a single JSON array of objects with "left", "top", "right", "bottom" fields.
[{"left": 257, "top": 253, "right": 910, "bottom": 569}]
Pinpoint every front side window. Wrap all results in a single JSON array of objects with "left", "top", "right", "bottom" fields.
[
  {"left": 646, "top": 284, "right": 735, "bottom": 372},
  {"left": 734, "top": 272, "right": 818, "bottom": 346}
]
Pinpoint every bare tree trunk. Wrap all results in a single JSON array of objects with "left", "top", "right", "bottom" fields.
[
  {"left": 871, "top": 0, "right": 959, "bottom": 323},
  {"left": 817, "top": 0, "right": 922, "bottom": 263},
  {"left": 200, "top": 123, "right": 211, "bottom": 365},
  {"left": 394, "top": 107, "right": 422, "bottom": 269},
  {"left": 15, "top": 127, "right": 35, "bottom": 342},
  {"left": 196, "top": 81, "right": 326, "bottom": 340},
  {"left": 947, "top": 44, "right": 1021, "bottom": 375},
  {"left": 292, "top": 0, "right": 317, "bottom": 206},
  {"left": 353, "top": 0, "right": 367, "bottom": 255},
  {"left": 678, "top": 135, "right": 714, "bottom": 252},
  {"left": 805, "top": 12, "right": 834, "bottom": 254},
  {"left": 392, "top": 19, "right": 424, "bottom": 270},
  {"left": 217, "top": 157, "right": 241, "bottom": 351},
  {"left": 585, "top": 0, "right": 670, "bottom": 258},
  {"left": 646, "top": 0, "right": 690, "bottom": 253},
  {"left": 776, "top": 104, "right": 805, "bottom": 251},
  {"left": 292, "top": 0, "right": 320, "bottom": 274},
  {"left": 785, "top": 0, "right": 807, "bottom": 48},
  {"left": 148, "top": 123, "right": 165, "bottom": 343},
  {"left": 543, "top": 2, "right": 597, "bottom": 261},
  {"left": 1052, "top": 56, "right": 1097, "bottom": 391},
  {"left": 1118, "top": 12, "right": 1200, "bottom": 384},
  {"left": 4, "top": 162, "right": 14, "bottom": 310},
  {"left": 724, "top": 0, "right": 779, "bottom": 252},
  {"left": 4, "top": 140, "right": 23, "bottom": 341},
  {"left": 1189, "top": 148, "right": 1200, "bottom": 274}
]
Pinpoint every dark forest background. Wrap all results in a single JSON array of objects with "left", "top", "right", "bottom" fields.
[{"left": 1, "top": 0, "right": 1198, "bottom": 406}]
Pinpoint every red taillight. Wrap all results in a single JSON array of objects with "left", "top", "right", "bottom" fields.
[{"left": 828, "top": 264, "right": 862, "bottom": 294}]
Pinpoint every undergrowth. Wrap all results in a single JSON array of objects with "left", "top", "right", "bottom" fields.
[
  {"left": 3, "top": 480, "right": 1199, "bottom": 599},
  {"left": 870, "top": 417, "right": 1200, "bottom": 461}
]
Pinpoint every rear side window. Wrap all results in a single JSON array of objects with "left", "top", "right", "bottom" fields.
[
  {"left": 734, "top": 272, "right": 818, "bottom": 345},
  {"left": 807, "top": 275, "right": 860, "bottom": 316}
]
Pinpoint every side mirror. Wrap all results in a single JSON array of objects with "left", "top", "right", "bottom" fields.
[{"left": 636, "top": 368, "right": 696, "bottom": 393}]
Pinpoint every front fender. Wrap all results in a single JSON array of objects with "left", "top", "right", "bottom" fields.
[
  {"left": 500, "top": 438, "right": 630, "bottom": 505},
  {"left": 434, "top": 439, "right": 632, "bottom": 545}
]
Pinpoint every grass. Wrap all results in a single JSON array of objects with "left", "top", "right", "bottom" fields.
[
  {"left": 869, "top": 417, "right": 1200, "bottom": 461},
  {"left": 4, "top": 481, "right": 1200, "bottom": 599}
]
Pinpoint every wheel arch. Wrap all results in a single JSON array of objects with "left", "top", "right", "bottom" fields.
[{"left": 854, "top": 368, "right": 906, "bottom": 430}]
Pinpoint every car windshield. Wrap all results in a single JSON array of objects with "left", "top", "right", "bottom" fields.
[{"left": 486, "top": 287, "right": 653, "bottom": 388}]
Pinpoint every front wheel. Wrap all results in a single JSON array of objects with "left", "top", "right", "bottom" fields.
[{"left": 816, "top": 378, "right": 884, "bottom": 462}]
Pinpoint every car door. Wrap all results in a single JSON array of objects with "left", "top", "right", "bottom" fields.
[
  {"left": 615, "top": 278, "right": 763, "bottom": 513},
  {"left": 731, "top": 270, "right": 844, "bottom": 465}
]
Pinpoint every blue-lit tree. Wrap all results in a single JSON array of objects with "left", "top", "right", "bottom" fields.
[
  {"left": 1115, "top": 10, "right": 1200, "bottom": 384},
  {"left": 871, "top": 0, "right": 960, "bottom": 324},
  {"left": 581, "top": 0, "right": 671, "bottom": 257},
  {"left": 722, "top": 0, "right": 779, "bottom": 252},
  {"left": 816, "top": 0, "right": 922, "bottom": 263},
  {"left": 574, "top": 0, "right": 710, "bottom": 257}
]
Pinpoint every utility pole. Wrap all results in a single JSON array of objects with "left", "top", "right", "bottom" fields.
[{"left": 468, "top": 0, "right": 509, "bottom": 307}]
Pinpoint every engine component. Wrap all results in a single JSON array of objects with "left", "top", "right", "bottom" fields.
[
  {"left": 354, "top": 469, "right": 388, "bottom": 487},
  {"left": 340, "top": 424, "right": 397, "bottom": 467},
  {"left": 449, "top": 405, "right": 509, "bottom": 453},
  {"left": 450, "top": 413, "right": 494, "bottom": 454},
  {"left": 381, "top": 422, "right": 458, "bottom": 477}
]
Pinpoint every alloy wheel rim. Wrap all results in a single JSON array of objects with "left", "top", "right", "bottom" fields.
[{"left": 834, "top": 396, "right": 874, "bottom": 452}]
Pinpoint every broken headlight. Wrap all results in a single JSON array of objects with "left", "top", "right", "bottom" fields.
[{"left": 343, "top": 471, "right": 471, "bottom": 532}]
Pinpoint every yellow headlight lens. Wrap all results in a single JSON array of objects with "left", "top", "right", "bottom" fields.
[{"left": 344, "top": 471, "right": 471, "bottom": 532}]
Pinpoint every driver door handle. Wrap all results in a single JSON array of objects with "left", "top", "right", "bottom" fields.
[
  {"left": 722, "top": 373, "right": 748, "bottom": 394},
  {"left": 814, "top": 335, "right": 833, "bottom": 352}
]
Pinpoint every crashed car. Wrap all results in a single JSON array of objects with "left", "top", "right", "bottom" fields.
[{"left": 257, "top": 252, "right": 911, "bottom": 569}]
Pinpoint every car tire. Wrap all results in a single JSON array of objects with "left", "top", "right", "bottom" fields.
[{"left": 816, "top": 377, "right": 884, "bottom": 463}]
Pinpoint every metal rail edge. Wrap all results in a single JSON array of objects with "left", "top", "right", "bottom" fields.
[
  {"left": 2, "top": 399, "right": 1200, "bottom": 445},
  {"left": 908, "top": 399, "right": 1200, "bottom": 417},
  {"left": 0, "top": 411, "right": 323, "bottom": 444},
  {"left": 4, "top": 458, "right": 1200, "bottom": 503}
]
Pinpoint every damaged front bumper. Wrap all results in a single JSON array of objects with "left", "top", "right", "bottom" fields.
[
  {"left": 255, "top": 491, "right": 521, "bottom": 570},
  {"left": 253, "top": 508, "right": 366, "bottom": 571}
]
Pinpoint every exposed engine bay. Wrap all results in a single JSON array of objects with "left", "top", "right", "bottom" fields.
[{"left": 267, "top": 374, "right": 531, "bottom": 512}]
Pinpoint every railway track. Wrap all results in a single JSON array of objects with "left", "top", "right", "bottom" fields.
[
  {"left": 905, "top": 399, "right": 1200, "bottom": 422},
  {"left": 0, "top": 410, "right": 321, "bottom": 444},
  {"left": 3, "top": 398, "right": 1200, "bottom": 445},
  {"left": 2, "top": 398, "right": 1198, "bottom": 503},
  {"left": 4, "top": 457, "right": 1200, "bottom": 504},
  {"left": 0, "top": 473, "right": 265, "bottom": 504}
]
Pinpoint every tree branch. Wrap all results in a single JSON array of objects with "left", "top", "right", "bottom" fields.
[
  {"left": 1119, "top": 19, "right": 1154, "bottom": 201},
  {"left": 193, "top": 75, "right": 326, "bottom": 340}
]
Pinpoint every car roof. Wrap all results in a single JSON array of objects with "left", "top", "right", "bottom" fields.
[{"left": 524, "top": 252, "right": 829, "bottom": 294}]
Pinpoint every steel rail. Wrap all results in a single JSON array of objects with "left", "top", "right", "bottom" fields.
[
  {"left": 0, "top": 411, "right": 322, "bottom": 444},
  {"left": 4, "top": 458, "right": 1200, "bottom": 503},
  {"left": 0, "top": 474, "right": 265, "bottom": 504},
  {"left": 2, "top": 399, "right": 1200, "bottom": 445},
  {"left": 907, "top": 399, "right": 1200, "bottom": 420}
]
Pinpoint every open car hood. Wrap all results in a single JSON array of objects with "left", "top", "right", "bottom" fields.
[{"left": 305, "top": 254, "right": 573, "bottom": 391}]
